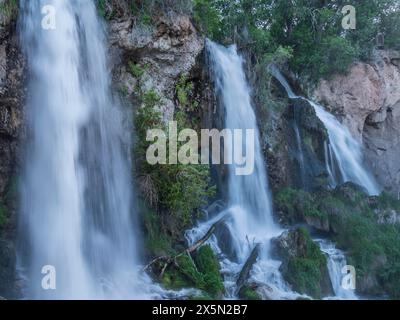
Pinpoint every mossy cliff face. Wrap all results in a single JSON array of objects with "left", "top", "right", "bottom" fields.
[
  {"left": 106, "top": 3, "right": 218, "bottom": 268},
  {"left": 252, "top": 70, "right": 330, "bottom": 193},
  {"left": 274, "top": 182, "right": 400, "bottom": 298},
  {"left": 282, "top": 98, "right": 329, "bottom": 191}
]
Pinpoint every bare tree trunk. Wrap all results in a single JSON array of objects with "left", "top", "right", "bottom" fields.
[{"left": 236, "top": 243, "right": 261, "bottom": 290}]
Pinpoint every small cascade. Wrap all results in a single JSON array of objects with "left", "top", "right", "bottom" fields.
[
  {"left": 269, "top": 65, "right": 380, "bottom": 195},
  {"left": 316, "top": 239, "right": 358, "bottom": 300}
]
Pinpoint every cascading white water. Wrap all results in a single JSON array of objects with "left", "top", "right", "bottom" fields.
[
  {"left": 186, "top": 40, "right": 302, "bottom": 300},
  {"left": 310, "top": 101, "right": 380, "bottom": 195},
  {"left": 269, "top": 65, "right": 380, "bottom": 195},
  {"left": 268, "top": 66, "right": 378, "bottom": 299},
  {"left": 316, "top": 239, "right": 357, "bottom": 300},
  {"left": 17, "top": 0, "right": 141, "bottom": 299}
]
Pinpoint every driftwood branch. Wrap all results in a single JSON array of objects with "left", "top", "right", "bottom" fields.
[
  {"left": 185, "top": 219, "right": 223, "bottom": 254},
  {"left": 143, "top": 217, "right": 226, "bottom": 275},
  {"left": 236, "top": 243, "right": 261, "bottom": 290}
]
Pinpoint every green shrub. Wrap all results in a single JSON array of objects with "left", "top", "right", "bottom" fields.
[
  {"left": 176, "top": 75, "right": 193, "bottom": 108},
  {"left": 193, "top": 0, "right": 222, "bottom": 40},
  {"left": 274, "top": 187, "right": 326, "bottom": 224},
  {"left": 135, "top": 88, "right": 215, "bottom": 230},
  {"left": 193, "top": 0, "right": 400, "bottom": 83},
  {"left": 278, "top": 184, "right": 400, "bottom": 298}
]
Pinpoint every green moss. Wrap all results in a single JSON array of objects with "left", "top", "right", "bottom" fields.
[
  {"left": 162, "top": 254, "right": 204, "bottom": 291},
  {"left": 162, "top": 254, "right": 203, "bottom": 290},
  {"left": 283, "top": 228, "right": 326, "bottom": 299},
  {"left": 194, "top": 245, "right": 224, "bottom": 297},
  {"left": 274, "top": 187, "right": 326, "bottom": 223},
  {"left": 161, "top": 246, "right": 224, "bottom": 298},
  {"left": 238, "top": 285, "right": 262, "bottom": 300},
  {"left": 0, "top": 0, "right": 18, "bottom": 21},
  {"left": 128, "top": 61, "right": 147, "bottom": 79}
]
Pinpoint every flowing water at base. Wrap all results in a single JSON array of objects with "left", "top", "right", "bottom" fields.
[{"left": 316, "top": 239, "right": 358, "bottom": 300}]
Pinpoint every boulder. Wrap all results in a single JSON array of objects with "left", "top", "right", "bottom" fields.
[{"left": 272, "top": 228, "right": 334, "bottom": 299}]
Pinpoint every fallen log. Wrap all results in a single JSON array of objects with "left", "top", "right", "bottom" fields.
[
  {"left": 185, "top": 219, "right": 224, "bottom": 254},
  {"left": 236, "top": 243, "right": 261, "bottom": 290},
  {"left": 143, "top": 217, "right": 226, "bottom": 275}
]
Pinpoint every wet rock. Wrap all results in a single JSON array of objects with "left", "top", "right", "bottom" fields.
[
  {"left": 282, "top": 98, "right": 330, "bottom": 191},
  {"left": 0, "top": 239, "right": 16, "bottom": 298},
  {"left": 214, "top": 222, "right": 237, "bottom": 261},
  {"left": 272, "top": 228, "right": 334, "bottom": 298}
]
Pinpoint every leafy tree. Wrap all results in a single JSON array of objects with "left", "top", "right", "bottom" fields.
[{"left": 194, "top": 0, "right": 400, "bottom": 82}]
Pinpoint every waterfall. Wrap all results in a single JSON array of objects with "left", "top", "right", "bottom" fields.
[
  {"left": 186, "top": 40, "right": 302, "bottom": 299},
  {"left": 269, "top": 66, "right": 376, "bottom": 300},
  {"left": 316, "top": 239, "right": 357, "bottom": 300},
  {"left": 17, "top": 0, "right": 140, "bottom": 299},
  {"left": 269, "top": 65, "right": 380, "bottom": 196},
  {"left": 310, "top": 101, "right": 380, "bottom": 195}
]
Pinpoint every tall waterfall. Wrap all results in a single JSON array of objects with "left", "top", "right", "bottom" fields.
[
  {"left": 269, "top": 65, "right": 380, "bottom": 195},
  {"left": 187, "top": 41, "right": 300, "bottom": 299},
  {"left": 17, "top": 0, "right": 139, "bottom": 299}
]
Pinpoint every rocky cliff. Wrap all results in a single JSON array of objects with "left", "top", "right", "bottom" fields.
[
  {"left": 106, "top": 4, "right": 203, "bottom": 120},
  {"left": 0, "top": 0, "right": 24, "bottom": 299},
  {"left": 314, "top": 50, "right": 400, "bottom": 194}
]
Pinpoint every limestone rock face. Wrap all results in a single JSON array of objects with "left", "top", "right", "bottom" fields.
[
  {"left": 314, "top": 50, "right": 400, "bottom": 194},
  {"left": 109, "top": 11, "right": 204, "bottom": 120}
]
